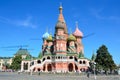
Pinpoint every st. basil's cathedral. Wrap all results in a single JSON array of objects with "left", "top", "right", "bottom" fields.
[{"left": 21, "top": 5, "right": 90, "bottom": 73}]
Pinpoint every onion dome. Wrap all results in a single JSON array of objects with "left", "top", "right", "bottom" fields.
[
  {"left": 73, "top": 22, "right": 83, "bottom": 37},
  {"left": 67, "top": 34, "right": 76, "bottom": 41},
  {"left": 46, "top": 34, "right": 53, "bottom": 41},
  {"left": 42, "top": 32, "right": 49, "bottom": 39},
  {"left": 55, "top": 21, "right": 65, "bottom": 29}
]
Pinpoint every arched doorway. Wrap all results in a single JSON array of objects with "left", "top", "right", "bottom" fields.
[
  {"left": 47, "top": 64, "right": 52, "bottom": 71},
  {"left": 38, "top": 68, "right": 41, "bottom": 71},
  {"left": 68, "top": 63, "right": 73, "bottom": 72},
  {"left": 23, "top": 63, "right": 28, "bottom": 70}
]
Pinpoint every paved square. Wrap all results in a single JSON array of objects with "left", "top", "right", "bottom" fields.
[{"left": 0, "top": 72, "right": 120, "bottom": 80}]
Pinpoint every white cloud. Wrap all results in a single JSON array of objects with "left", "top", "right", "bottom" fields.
[
  {"left": 0, "top": 16, "right": 37, "bottom": 28},
  {"left": 90, "top": 8, "right": 120, "bottom": 24},
  {"left": 90, "top": 8, "right": 105, "bottom": 19}
]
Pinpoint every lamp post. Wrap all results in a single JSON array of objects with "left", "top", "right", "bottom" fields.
[{"left": 93, "top": 62, "right": 96, "bottom": 80}]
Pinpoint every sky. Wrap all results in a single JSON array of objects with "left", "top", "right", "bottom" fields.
[{"left": 0, "top": 0, "right": 120, "bottom": 64}]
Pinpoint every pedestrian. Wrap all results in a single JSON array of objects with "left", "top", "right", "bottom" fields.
[{"left": 87, "top": 72, "right": 90, "bottom": 78}]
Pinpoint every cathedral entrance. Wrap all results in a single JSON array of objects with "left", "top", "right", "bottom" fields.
[
  {"left": 47, "top": 64, "right": 52, "bottom": 71},
  {"left": 68, "top": 63, "right": 73, "bottom": 72}
]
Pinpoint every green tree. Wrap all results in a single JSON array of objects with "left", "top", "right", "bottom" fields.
[
  {"left": 11, "top": 55, "right": 22, "bottom": 70},
  {"left": 91, "top": 53, "right": 96, "bottom": 61},
  {"left": 38, "top": 52, "right": 43, "bottom": 59},
  {"left": 95, "top": 45, "right": 116, "bottom": 74}
]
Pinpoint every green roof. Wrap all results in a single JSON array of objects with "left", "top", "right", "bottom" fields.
[
  {"left": 67, "top": 52, "right": 78, "bottom": 56},
  {"left": 14, "top": 48, "right": 30, "bottom": 55},
  {"left": 67, "top": 34, "right": 76, "bottom": 41},
  {"left": 47, "top": 34, "right": 53, "bottom": 41}
]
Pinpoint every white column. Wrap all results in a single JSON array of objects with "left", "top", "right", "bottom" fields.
[
  {"left": 21, "top": 61, "right": 24, "bottom": 72},
  {"left": 28, "top": 62, "right": 30, "bottom": 72}
]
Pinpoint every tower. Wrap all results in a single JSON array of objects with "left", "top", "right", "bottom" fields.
[
  {"left": 54, "top": 5, "right": 68, "bottom": 55},
  {"left": 73, "top": 22, "right": 84, "bottom": 54}
]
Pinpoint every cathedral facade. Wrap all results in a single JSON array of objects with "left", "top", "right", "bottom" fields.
[{"left": 21, "top": 5, "right": 90, "bottom": 73}]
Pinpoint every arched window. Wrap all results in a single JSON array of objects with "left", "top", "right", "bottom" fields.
[
  {"left": 42, "top": 58, "right": 45, "bottom": 62},
  {"left": 47, "top": 56, "right": 50, "bottom": 59},
  {"left": 37, "top": 60, "right": 41, "bottom": 64},
  {"left": 83, "top": 61, "right": 86, "bottom": 64},
  {"left": 38, "top": 68, "right": 41, "bottom": 71},
  {"left": 69, "top": 56, "right": 73, "bottom": 59},
  {"left": 58, "top": 56, "right": 60, "bottom": 59},
  {"left": 79, "top": 61, "right": 82, "bottom": 64}
]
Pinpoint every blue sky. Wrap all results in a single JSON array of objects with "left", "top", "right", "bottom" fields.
[{"left": 0, "top": 0, "right": 120, "bottom": 64}]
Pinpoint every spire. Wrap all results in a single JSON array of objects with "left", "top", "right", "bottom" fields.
[
  {"left": 59, "top": 2, "right": 62, "bottom": 14},
  {"left": 76, "top": 21, "right": 78, "bottom": 28},
  {"left": 55, "top": 4, "right": 68, "bottom": 34},
  {"left": 58, "top": 4, "right": 65, "bottom": 22}
]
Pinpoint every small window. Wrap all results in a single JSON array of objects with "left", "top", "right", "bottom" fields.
[
  {"left": 79, "top": 61, "right": 82, "bottom": 64},
  {"left": 69, "top": 56, "right": 73, "bottom": 59},
  {"left": 83, "top": 61, "right": 86, "bottom": 64},
  {"left": 58, "top": 56, "right": 60, "bottom": 59},
  {"left": 31, "top": 61, "right": 34, "bottom": 65}
]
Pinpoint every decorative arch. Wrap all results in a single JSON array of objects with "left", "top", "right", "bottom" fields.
[
  {"left": 69, "top": 56, "right": 73, "bottom": 59},
  {"left": 68, "top": 63, "right": 73, "bottom": 72},
  {"left": 23, "top": 63, "right": 28, "bottom": 70},
  {"left": 47, "top": 64, "right": 52, "bottom": 71},
  {"left": 47, "top": 56, "right": 50, "bottom": 59},
  {"left": 37, "top": 60, "right": 41, "bottom": 64},
  {"left": 58, "top": 56, "right": 60, "bottom": 59},
  {"left": 38, "top": 68, "right": 41, "bottom": 71},
  {"left": 83, "top": 61, "right": 86, "bottom": 64},
  {"left": 79, "top": 60, "right": 82, "bottom": 64}
]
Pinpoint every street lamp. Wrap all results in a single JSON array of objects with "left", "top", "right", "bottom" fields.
[{"left": 93, "top": 62, "right": 96, "bottom": 80}]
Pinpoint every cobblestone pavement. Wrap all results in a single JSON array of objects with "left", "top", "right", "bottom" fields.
[{"left": 0, "top": 72, "right": 120, "bottom": 80}]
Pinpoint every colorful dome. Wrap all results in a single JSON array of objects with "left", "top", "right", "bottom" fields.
[
  {"left": 42, "top": 32, "right": 49, "bottom": 39},
  {"left": 67, "top": 34, "right": 76, "bottom": 41},
  {"left": 47, "top": 34, "right": 53, "bottom": 41},
  {"left": 73, "top": 27, "right": 83, "bottom": 37},
  {"left": 55, "top": 21, "right": 65, "bottom": 29}
]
